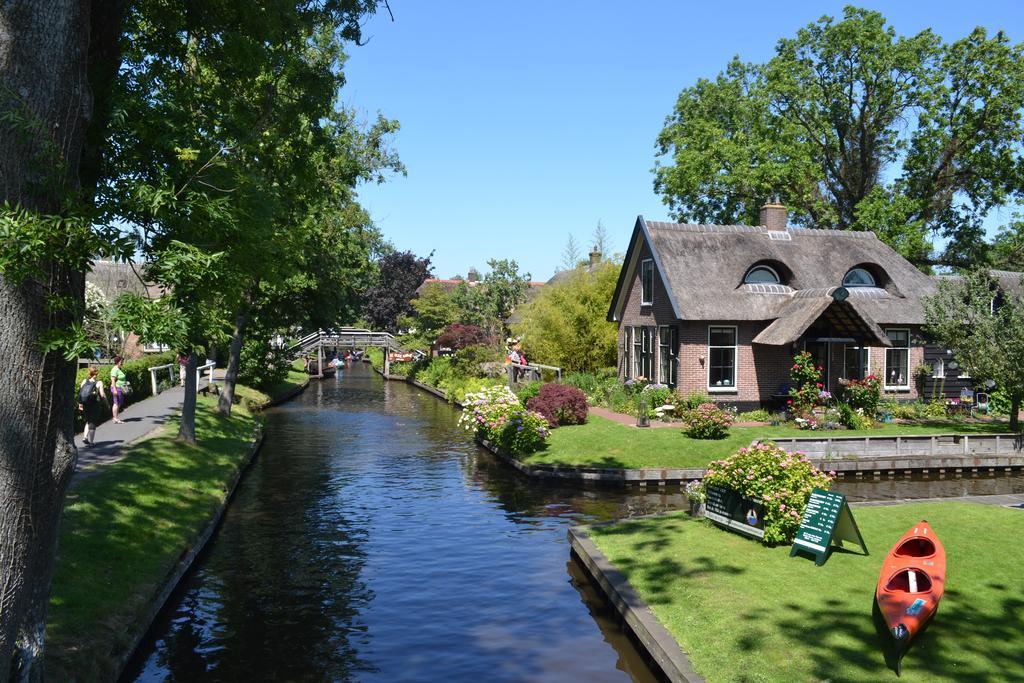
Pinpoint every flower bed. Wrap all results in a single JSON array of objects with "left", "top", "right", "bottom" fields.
[{"left": 458, "top": 385, "right": 549, "bottom": 455}]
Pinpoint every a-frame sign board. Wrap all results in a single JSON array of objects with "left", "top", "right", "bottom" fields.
[{"left": 790, "top": 488, "right": 868, "bottom": 566}]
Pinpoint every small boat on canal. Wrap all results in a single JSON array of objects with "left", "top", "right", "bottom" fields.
[{"left": 875, "top": 520, "right": 946, "bottom": 675}]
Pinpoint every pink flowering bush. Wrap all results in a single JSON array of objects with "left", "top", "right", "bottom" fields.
[
  {"left": 458, "top": 385, "right": 549, "bottom": 455},
  {"left": 701, "top": 442, "right": 835, "bottom": 545},
  {"left": 680, "top": 402, "right": 733, "bottom": 439}
]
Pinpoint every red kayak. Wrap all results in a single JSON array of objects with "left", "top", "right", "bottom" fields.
[{"left": 875, "top": 520, "right": 946, "bottom": 674}]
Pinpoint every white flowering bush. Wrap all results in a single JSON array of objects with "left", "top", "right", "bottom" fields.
[
  {"left": 701, "top": 442, "right": 835, "bottom": 545},
  {"left": 459, "top": 385, "right": 549, "bottom": 455}
]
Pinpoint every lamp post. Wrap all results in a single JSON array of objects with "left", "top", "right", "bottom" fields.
[{"left": 637, "top": 397, "right": 650, "bottom": 428}]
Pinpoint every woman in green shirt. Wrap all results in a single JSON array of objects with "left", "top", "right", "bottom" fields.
[{"left": 110, "top": 356, "right": 127, "bottom": 423}]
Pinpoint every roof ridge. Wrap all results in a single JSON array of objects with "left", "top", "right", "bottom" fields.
[{"left": 645, "top": 222, "right": 879, "bottom": 238}]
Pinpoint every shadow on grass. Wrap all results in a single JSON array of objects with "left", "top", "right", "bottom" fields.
[{"left": 46, "top": 398, "right": 259, "bottom": 682}]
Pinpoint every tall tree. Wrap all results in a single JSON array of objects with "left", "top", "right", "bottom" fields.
[
  {"left": 654, "top": 7, "right": 1024, "bottom": 267},
  {"left": 561, "top": 234, "right": 581, "bottom": 270},
  {"left": 0, "top": 1, "right": 386, "bottom": 676},
  {"left": 364, "top": 250, "right": 433, "bottom": 333},
  {"left": 924, "top": 270, "right": 1024, "bottom": 430},
  {"left": 513, "top": 261, "right": 620, "bottom": 372},
  {"left": 990, "top": 217, "right": 1024, "bottom": 271},
  {"left": 592, "top": 220, "right": 610, "bottom": 257}
]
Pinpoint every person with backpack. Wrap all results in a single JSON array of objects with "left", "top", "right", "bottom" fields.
[{"left": 78, "top": 367, "right": 109, "bottom": 446}]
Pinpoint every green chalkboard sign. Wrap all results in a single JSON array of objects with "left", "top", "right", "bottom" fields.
[
  {"left": 789, "top": 488, "right": 868, "bottom": 566},
  {"left": 704, "top": 485, "right": 766, "bottom": 540}
]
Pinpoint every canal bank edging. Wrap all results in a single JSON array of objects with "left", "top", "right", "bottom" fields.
[
  {"left": 263, "top": 377, "right": 310, "bottom": 408},
  {"left": 371, "top": 367, "right": 1024, "bottom": 485},
  {"left": 113, "top": 430, "right": 265, "bottom": 681},
  {"left": 568, "top": 525, "right": 704, "bottom": 683}
]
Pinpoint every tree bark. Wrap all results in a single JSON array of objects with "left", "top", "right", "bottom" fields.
[
  {"left": 1010, "top": 395, "right": 1021, "bottom": 433},
  {"left": 0, "top": 2, "right": 100, "bottom": 680},
  {"left": 217, "top": 308, "right": 250, "bottom": 417},
  {"left": 176, "top": 352, "right": 199, "bottom": 445}
]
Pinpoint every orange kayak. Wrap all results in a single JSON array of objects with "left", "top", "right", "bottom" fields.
[{"left": 875, "top": 520, "right": 946, "bottom": 673}]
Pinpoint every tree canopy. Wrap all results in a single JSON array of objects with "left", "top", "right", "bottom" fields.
[
  {"left": 654, "top": 6, "right": 1024, "bottom": 267},
  {"left": 923, "top": 270, "right": 1024, "bottom": 430},
  {"left": 364, "top": 250, "right": 434, "bottom": 333}
]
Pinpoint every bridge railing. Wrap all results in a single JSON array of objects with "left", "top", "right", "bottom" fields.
[{"left": 507, "top": 362, "right": 562, "bottom": 385}]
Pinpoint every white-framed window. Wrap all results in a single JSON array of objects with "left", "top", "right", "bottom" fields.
[
  {"left": 630, "top": 326, "right": 654, "bottom": 380},
  {"left": 659, "top": 325, "right": 678, "bottom": 388},
  {"left": 708, "top": 326, "right": 737, "bottom": 391},
  {"left": 885, "top": 329, "right": 910, "bottom": 389},
  {"left": 631, "top": 326, "right": 641, "bottom": 379},
  {"left": 744, "top": 265, "right": 780, "bottom": 284},
  {"left": 640, "top": 259, "right": 654, "bottom": 305},
  {"left": 843, "top": 345, "right": 870, "bottom": 381}
]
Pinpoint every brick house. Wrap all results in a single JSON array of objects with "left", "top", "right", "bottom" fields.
[{"left": 607, "top": 202, "right": 943, "bottom": 411}]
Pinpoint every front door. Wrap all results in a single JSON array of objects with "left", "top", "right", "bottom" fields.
[{"left": 803, "top": 341, "right": 830, "bottom": 389}]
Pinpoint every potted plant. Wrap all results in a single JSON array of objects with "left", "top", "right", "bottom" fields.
[{"left": 685, "top": 480, "right": 706, "bottom": 516}]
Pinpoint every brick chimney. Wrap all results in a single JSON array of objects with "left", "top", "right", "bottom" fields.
[
  {"left": 759, "top": 198, "right": 788, "bottom": 231},
  {"left": 467, "top": 267, "right": 480, "bottom": 283},
  {"left": 588, "top": 248, "right": 601, "bottom": 269}
]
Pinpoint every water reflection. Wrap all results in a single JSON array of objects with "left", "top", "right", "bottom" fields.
[{"left": 124, "top": 365, "right": 670, "bottom": 682}]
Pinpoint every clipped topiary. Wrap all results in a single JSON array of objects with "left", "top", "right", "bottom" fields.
[{"left": 526, "top": 383, "right": 588, "bottom": 428}]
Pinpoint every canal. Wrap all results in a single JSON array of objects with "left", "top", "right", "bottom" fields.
[
  {"left": 124, "top": 363, "right": 1024, "bottom": 681},
  {"left": 124, "top": 363, "right": 679, "bottom": 681}
]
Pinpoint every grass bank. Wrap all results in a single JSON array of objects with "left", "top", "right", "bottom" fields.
[
  {"left": 588, "top": 502, "right": 1024, "bottom": 682},
  {"left": 233, "top": 361, "right": 308, "bottom": 410},
  {"left": 521, "top": 415, "right": 1014, "bottom": 470},
  {"left": 44, "top": 392, "right": 265, "bottom": 681}
]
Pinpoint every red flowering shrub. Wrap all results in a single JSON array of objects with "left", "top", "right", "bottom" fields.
[
  {"left": 788, "top": 351, "right": 824, "bottom": 419},
  {"left": 526, "top": 383, "right": 589, "bottom": 427},
  {"left": 436, "top": 323, "right": 489, "bottom": 350}
]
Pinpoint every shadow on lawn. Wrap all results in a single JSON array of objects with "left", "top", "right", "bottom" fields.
[
  {"left": 47, "top": 403, "right": 256, "bottom": 681},
  {"left": 768, "top": 585, "right": 1024, "bottom": 681}
]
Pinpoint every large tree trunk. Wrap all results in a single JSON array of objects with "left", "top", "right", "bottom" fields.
[
  {"left": 1010, "top": 395, "right": 1021, "bottom": 433},
  {"left": 217, "top": 308, "right": 250, "bottom": 417},
  {"left": 177, "top": 352, "right": 199, "bottom": 445},
  {"left": 0, "top": 3, "right": 100, "bottom": 680}
]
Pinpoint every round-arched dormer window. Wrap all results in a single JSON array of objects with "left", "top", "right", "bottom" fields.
[
  {"left": 843, "top": 267, "right": 876, "bottom": 287},
  {"left": 744, "top": 265, "right": 781, "bottom": 284}
]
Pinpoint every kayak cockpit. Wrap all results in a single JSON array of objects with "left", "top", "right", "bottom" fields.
[
  {"left": 894, "top": 537, "right": 936, "bottom": 558},
  {"left": 885, "top": 568, "right": 933, "bottom": 594}
]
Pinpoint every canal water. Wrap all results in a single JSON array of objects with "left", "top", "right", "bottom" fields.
[
  {"left": 124, "top": 364, "right": 681, "bottom": 682},
  {"left": 123, "top": 363, "right": 1024, "bottom": 681}
]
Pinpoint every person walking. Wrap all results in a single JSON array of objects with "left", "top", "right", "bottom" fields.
[
  {"left": 78, "top": 367, "right": 108, "bottom": 446},
  {"left": 109, "top": 355, "right": 128, "bottom": 424}
]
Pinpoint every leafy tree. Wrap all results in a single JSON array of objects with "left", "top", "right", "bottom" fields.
[
  {"left": 512, "top": 261, "right": 620, "bottom": 373},
  {"left": 654, "top": 7, "right": 1024, "bottom": 267},
  {"left": 991, "top": 217, "right": 1024, "bottom": 271},
  {"left": 924, "top": 270, "right": 1024, "bottom": 430},
  {"left": 364, "top": 250, "right": 433, "bottom": 333},
  {"left": 0, "top": 2, "right": 387, "bottom": 675},
  {"left": 436, "top": 323, "right": 490, "bottom": 350},
  {"left": 410, "top": 282, "right": 459, "bottom": 336}
]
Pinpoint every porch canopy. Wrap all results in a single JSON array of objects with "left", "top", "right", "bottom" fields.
[{"left": 752, "top": 287, "right": 892, "bottom": 347}]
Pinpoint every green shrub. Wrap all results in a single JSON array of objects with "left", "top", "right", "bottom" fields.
[
  {"left": 988, "top": 389, "right": 1010, "bottom": 416},
  {"left": 680, "top": 403, "right": 733, "bottom": 439},
  {"left": 239, "top": 338, "right": 290, "bottom": 390},
  {"left": 451, "top": 343, "right": 503, "bottom": 378},
  {"left": 834, "top": 401, "right": 872, "bottom": 430},
  {"left": 563, "top": 372, "right": 600, "bottom": 397},
  {"left": 702, "top": 442, "right": 836, "bottom": 545},
  {"left": 841, "top": 375, "right": 882, "bottom": 415},
  {"left": 641, "top": 384, "right": 675, "bottom": 413},
  {"left": 514, "top": 380, "right": 543, "bottom": 404},
  {"left": 365, "top": 347, "right": 384, "bottom": 370},
  {"left": 737, "top": 409, "right": 771, "bottom": 422},
  {"left": 920, "top": 400, "right": 948, "bottom": 419}
]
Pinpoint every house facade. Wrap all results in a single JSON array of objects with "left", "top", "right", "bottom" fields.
[{"left": 607, "top": 203, "right": 942, "bottom": 410}]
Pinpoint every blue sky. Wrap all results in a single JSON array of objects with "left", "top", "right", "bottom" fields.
[{"left": 342, "top": 1, "right": 1023, "bottom": 281}]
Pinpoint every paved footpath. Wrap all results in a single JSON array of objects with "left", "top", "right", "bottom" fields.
[{"left": 74, "top": 380, "right": 210, "bottom": 477}]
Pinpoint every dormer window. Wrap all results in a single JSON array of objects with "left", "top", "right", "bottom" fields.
[
  {"left": 744, "top": 265, "right": 781, "bottom": 285},
  {"left": 843, "top": 267, "right": 876, "bottom": 287}
]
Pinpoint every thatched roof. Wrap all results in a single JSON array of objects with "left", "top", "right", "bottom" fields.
[
  {"left": 86, "top": 261, "right": 161, "bottom": 301},
  {"left": 609, "top": 218, "right": 938, "bottom": 326},
  {"left": 752, "top": 291, "right": 891, "bottom": 347}
]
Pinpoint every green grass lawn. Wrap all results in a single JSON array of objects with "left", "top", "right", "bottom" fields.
[
  {"left": 588, "top": 502, "right": 1024, "bottom": 682},
  {"left": 521, "top": 415, "right": 1014, "bottom": 470},
  {"left": 45, "top": 393, "right": 262, "bottom": 681}
]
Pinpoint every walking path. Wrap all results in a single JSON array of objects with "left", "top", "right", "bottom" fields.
[{"left": 74, "top": 379, "right": 211, "bottom": 477}]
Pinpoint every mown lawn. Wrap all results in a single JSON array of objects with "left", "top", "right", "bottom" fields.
[
  {"left": 588, "top": 502, "right": 1024, "bottom": 682},
  {"left": 45, "top": 393, "right": 262, "bottom": 681},
  {"left": 521, "top": 415, "right": 1014, "bottom": 469}
]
